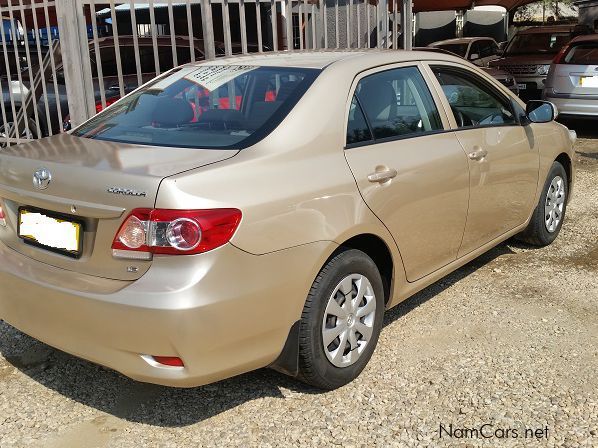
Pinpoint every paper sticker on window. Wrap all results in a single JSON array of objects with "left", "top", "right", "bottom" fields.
[{"left": 185, "top": 65, "right": 257, "bottom": 91}]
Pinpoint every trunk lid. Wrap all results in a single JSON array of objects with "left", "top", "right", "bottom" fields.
[
  {"left": 552, "top": 64, "right": 598, "bottom": 95},
  {"left": 0, "top": 133, "right": 238, "bottom": 280}
]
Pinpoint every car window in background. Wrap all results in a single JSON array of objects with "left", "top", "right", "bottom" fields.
[
  {"left": 563, "top": 42, "right": 598, "bottom": 64},
  {"left": 478, "top": 40, "right": 497, "bottom": 58},
  {"left": 351, "top": 66, "right": 443, "bottom": 141},
  {"left": 73, "top": 65, "right": 318, "bottom": 149},
  {"left": 436, "top": 43, "right": 469, "bottom": 58},
  {"left": 506, "top": 32, "right": 570, "bottom": 55},
  {"left": 433, "top": 67, "right": 516, "bottom": 128}
]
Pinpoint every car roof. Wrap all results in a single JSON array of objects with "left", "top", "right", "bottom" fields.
[
  {"left": 431, "top": 37, "right": 493, "bottom": 46},
  {"left": 183, "top": 48, "right": 472, "bottom": 70},
  {"left": 518, "top": 25, "right": 579, "bottom": 34},
  {"left": 568, "top": 33, "right": 598, "bottom": 44}
]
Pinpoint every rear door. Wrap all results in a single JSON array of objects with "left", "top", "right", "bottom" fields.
[
  {"left": 426, "top": 63, "right": 539, "bottom": 257},
  {"left": 343, "top": 63, "right": 470, "bottom": 282}
]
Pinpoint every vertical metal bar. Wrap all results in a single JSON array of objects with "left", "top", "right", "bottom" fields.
[
  {"left": 322, "top": 0, "right": 328, "bottom": 49},
  {"left": 392, "top": 0, "right": 398, "bottom": 49},
  {"left": 298, "top": 0, "right": 303, "bottom": 50},
  {"left": 222, "top": 0, "right": 232, "bottom": 55},
  {"left": 346, "top": 0, "right": 350, "bottom": 49},
  {"left": 109, "top": 0, "right": 125, "bottom": 98},
  {"left": 89, "top": 0, "right": 107, "bottom": 110},
  {"left": 148, "top": 0, "right": 161, "bottom": 74},
  {"left": 356, "top": 0, "right": 361, "bottom": 48},
  {"left": 285, "top": 0, "right": 293, "bottom": 51},
  {"left": 402, "top": 0, "right": 412, "bottom": 50},
  {"left": 0, "top": 3, "right": 18, "bottom": 144},
  {"left": 383, "top": 0, "right": 389, "bottom": 48},
  {"left": 17, "top": 0, "right": 42, "bottom": 137},
  {"left": 0, "top": 78, "right": 9, "bottom": 145},
  {"left": 43, "top": 2, "right": 63, "bottom": 132},
  {"left": 30, "top": 2, "right": 53, "bottom": 135},
  {"left": 366, "top": 0, "right": 370, "bottom": 48},
  {"left": 311, "top": 3, "right": 319, "bottom": 49},
  {"left": 185, "top": 1, "right": 196, "bottom": 62},
  {"left": 256, "top": 0, "right": 263, "bottom": 53},
  {"left": 303, "top": 0, "right": 308, "bottom": 49},
  {"left": 375, "top": 0, "right": 381, "bottom": 48},
  {"left": 334, "top": 0, "right": 339, "bottom": 48},
  {"left": 270, "top": 0, "right": 278, "bottom": 51},
  {"left": 6, "top": 2, "right": 30, "bottom": 139},
  {"left": 129, "top": 0, "right": 143, "bottom": 84},
  {"left": 240, "top": 0, "right": 248, "bottom": 54},
  {"left": 201, "top": 0, "right": 216, "bottom": 59},
  {"left": 167, "top": 0, "right": 178, "bottom": 67}
]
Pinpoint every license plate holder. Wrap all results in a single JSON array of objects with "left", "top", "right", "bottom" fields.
[
  {"left": 517, "top": 83, "right": 527, "bottom": 90},
  {"left": 17, "top": 207, "right": 84, "bottom": 259}
]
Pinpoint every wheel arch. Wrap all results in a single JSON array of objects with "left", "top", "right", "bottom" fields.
[{"left": 555, "top": 152, "right": 572, "bottom": 200}]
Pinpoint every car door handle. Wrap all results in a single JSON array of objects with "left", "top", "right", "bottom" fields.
[
  {"left": 468, "top": 148, "right": 488, "bottom": 161},
  {"left": 367, "top": 168, "right": 398, "bottom": 183}
]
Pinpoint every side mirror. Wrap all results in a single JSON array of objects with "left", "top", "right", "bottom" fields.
[
  {"left": 526, "top": 100, "right": 558, "bottom": 123},
  {"left": 469, "top": 53, "right": 479, "bottom": 60}
]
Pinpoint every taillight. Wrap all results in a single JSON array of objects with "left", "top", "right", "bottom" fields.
[
  {"left": 553, "top": 46, "right": 569, "bottom": 64},
  {"left": 96, "top": 96, "right": 120, "bottom": 114},
  {"left": 112, "top": 208, "right": 242, "bottom": 259},
  {"left": 0, "top": 203, "right": 6, "bottom": 227}
]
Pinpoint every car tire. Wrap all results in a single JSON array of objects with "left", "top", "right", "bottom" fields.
[
  {"left": 297, "top": 248, "right": 385, "bottom": 390},
  {"left": 518, "top": 161, "right": 568, "bottom": 247}
]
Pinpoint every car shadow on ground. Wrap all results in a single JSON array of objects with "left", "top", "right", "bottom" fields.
[{"left": 1, "top": 241, "right": 520, "bottom": 427}]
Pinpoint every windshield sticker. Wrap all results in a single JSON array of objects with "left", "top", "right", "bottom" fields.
[{"left": 184, "top": 65, "right": 257, "bottom": 91}]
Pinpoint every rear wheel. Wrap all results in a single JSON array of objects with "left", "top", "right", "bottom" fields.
[
  {"left": 297, "top": 248, "right": 384, "bottom": 390},
  {"left": 518, "top": 161, "right": 568, "bottom": 246}
]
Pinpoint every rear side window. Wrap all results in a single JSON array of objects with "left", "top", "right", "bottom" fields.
[
  {"left": 346, "top": 66, "right": 442, "bottom": 145},
  {"left": 432, "top": 67, "right": 516, "bottom": 128},
  {"left": 564, "top": 42, "right": 598, "bottom": 65},
  {"left": 73, "top": 65, "right": 318, "bottom": 149}
]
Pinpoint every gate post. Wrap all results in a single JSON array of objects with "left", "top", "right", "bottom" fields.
[
  {"left": 401, "top": 0, "right": 413, "bottom": 50},
  {"left": 56, "top": 0, "right": 95, "bottom": 128}
]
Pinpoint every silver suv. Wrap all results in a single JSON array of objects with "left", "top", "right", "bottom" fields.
[
  {"left": 544, "top": 34, "right": 598, "bottom": 119},
  {"left": 490, "top": 25, "right": 589, "bottom": 100}
]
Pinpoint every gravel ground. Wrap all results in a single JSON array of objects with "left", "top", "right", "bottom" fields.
[{"left": 0, "top": 125, "right": 596, "bottom": 448}]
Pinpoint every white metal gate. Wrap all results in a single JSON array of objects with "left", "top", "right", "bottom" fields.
[{"left": 0, "top": 0, "right": 413, "bottom": 147}]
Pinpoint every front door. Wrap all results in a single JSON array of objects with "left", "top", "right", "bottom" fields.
[
  {"left": 429, "top": 64, "right": 539, "bottom": 257},
  {"left": 344, "top": 64, "right": 470, "bottom": 282}
]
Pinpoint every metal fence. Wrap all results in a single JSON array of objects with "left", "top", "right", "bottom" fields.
[{"left": 0, "top": 0, "right": 413, "bottom": 147}]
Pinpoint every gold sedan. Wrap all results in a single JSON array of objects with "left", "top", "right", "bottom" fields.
[{"left": 0, "top": 50, "right": 575, "bottom": 389}]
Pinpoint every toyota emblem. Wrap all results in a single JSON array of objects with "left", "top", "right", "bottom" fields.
[{"left": 33, "top": 168, "right": 52, "bottom": 190}]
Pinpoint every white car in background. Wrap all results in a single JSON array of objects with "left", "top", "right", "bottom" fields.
[{"left": 429, "top": 37, "right": 502, "bottom": 67}]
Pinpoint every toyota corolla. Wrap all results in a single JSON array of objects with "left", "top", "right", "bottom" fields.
[{"left": 0, "top": 50, "right": 575, "bottom": 389}]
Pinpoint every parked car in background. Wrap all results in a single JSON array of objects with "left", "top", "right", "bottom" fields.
[
  {"left": 419, "top": 46, "right": 519, "bottom": 95},
  {"left": 543, "top": 34, "right": 598, "bottom": 119},
  {"left": 429, "top": 37, "right": 501, "bottom": 67},
  {"left": 490, "top": 25, "right": 590, "bottom": 100},
  {"left": 0, "top": 50, "right": 575, "bottom": 390}
]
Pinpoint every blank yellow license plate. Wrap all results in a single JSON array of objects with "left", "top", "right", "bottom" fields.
[
  {"left": 580, "top": 76, "right": 598, "bottom": 87},
  {"left": 18, "top": 208, "right": 83, "bottom": 258}
]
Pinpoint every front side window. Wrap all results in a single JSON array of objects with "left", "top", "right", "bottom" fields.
[
  {"left": 73, "top": 65, "right": 318, "bottom": 149},
  {"left": 346, "top": 66, "right": 442, "bottom": 145},
  {"left": 436, "top": 43, "right": 469, "bottom": 58},
  {"left": 432, "top": 67, "right": 516, "bottom": 128}
]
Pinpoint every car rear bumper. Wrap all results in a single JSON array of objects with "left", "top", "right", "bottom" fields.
[
  {"left": 543, "top": 91, "right": 598, "bottom": 118},
  {"left": 0, "top": 241, "right": 330, "bottom": 387}
]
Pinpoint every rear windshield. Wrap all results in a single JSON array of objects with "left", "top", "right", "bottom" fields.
[
  {"left": 506, "top": 32, "right": 570, "bottom": 55},
  {"left": 564, "top": 42, "right": 598, "bottom": 65},
  {"left": 73, "top": 65, "right": 319, "bottom": 149},
  {"left": 435, "top": 44, "right": 469, "bottom": 58}
]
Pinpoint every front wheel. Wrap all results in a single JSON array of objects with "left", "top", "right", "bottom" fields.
[
  {"left": 297, "top": 248, "right": 385, "bottom": 390},
  {"left": 518, "top": 161, "right": 568, "bottom": 246}
]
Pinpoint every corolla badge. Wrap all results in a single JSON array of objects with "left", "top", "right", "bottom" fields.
[{"left": 33, "top": 168, "right": 52, "bottom": 190}]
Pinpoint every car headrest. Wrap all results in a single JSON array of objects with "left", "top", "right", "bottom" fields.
[
  {"left": 152, "top": 97, "right": 194, "bottom": 127},
  {"left": 358, "top": 80, "right": 397, "bottom": 121}
]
